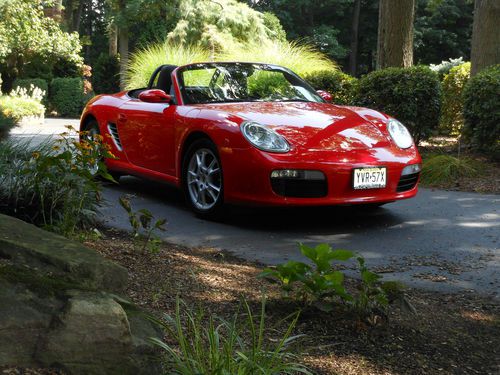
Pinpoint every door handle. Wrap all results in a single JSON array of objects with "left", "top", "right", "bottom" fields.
[{"left": 118, "top": 113, "right": 127, "bottom": 122}]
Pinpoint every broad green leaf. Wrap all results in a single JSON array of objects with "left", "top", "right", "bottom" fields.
[
  {"left": 324, "top": 270, "right": 344, "bottom": 285},
  {"left": 329, "top": 249, "right": 354, "bottom": 261}
]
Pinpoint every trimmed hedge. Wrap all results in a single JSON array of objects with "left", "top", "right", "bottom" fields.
[
  {"left": 303, "top": 70, "right": 357, "bottom": 105},
  {"left": 50, "top": 77, "right": 84, "bottom": 117},
  {"left": 440, "top": 62, "right": 470, "bottom": 136},
  {"left": 463, "top": 65, "right": 500, "bottom": 157},
  {"left": 13, "top": 78, "right": 49, "bottom": 105},
  {"left": 355, "top": 66, "right": 441, "bottom": 144},
  {"left": 92, "top": 54, "right": 120, "bottom": 94}
]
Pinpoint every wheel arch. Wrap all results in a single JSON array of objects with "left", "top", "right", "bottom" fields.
[
  {"left": 80, "top": 113, "right": 98, "bottom": 132},
  {"left": 178, "top": 131, "right": 216, "bottom": 178}
]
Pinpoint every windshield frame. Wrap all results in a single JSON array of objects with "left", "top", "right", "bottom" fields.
[{"left": 175, "top": 62, "right": 325, "bottom": 105}]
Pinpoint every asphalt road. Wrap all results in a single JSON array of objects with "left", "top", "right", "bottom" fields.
[
  {"left": 100, "top": 176, "right": 499, "bottom": 298},
  {"left": 10, "top": 119, "right": 500, "bottom": 298}
]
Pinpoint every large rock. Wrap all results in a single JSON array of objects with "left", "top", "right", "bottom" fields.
[
  {"left": 0, "top": 214, "right": 162, "bottom": 374},
  {"left": 0, "top": 214, "right": 127, "bottom": 293}
]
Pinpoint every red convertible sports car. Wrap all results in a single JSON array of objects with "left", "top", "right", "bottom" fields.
[{"left": 80, "top": 62, "right": 421, "bottom": 216}]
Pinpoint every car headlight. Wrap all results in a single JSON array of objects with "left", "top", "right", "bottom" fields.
[
  {"left": 387, "top": 119, "right": 413, "bottom": 149},
  {"left": 241, "top": 121, "right": 290, "bottom": 153}
]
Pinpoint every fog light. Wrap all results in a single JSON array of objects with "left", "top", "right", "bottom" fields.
[
  {"left": 271, "top": 170, "right": 325, "bottom": 180},
  {"left": 401, "top": 164, "right": 421, "bottom": 176}
]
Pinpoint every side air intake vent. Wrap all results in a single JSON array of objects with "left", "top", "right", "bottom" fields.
[{"left": 107, "top": 123, "right": 122, "bottom": 151}]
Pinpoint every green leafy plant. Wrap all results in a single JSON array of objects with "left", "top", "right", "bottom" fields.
[
  {"left": 50, "top": 77, "right": 85, "bottom": 117},
  {"left": 260, "top": 243, "right": 411, "bottom": 323},
  {"left": 303, "top": 70, "right": 357, "bottom": 105},
  {"left": 440, "top": 62, "right": 470, "bottom": 136},
  {"left": 355, "top": 66, "right": 441, "bottom": 144},
  {"left": 462, "top": 64, "right": 500, "bottom": 158},
  {"left": 150, "top": 296, "right": 312, "bottom": 375},
  {"left": 0, "top": 127, "right": 114, "bottom": 236},
  {"left": 420, "top": 154, "right": 483, "bottom": 186},
  {"left": 118, "top": 195, "right": 167, "bottom": 253}
]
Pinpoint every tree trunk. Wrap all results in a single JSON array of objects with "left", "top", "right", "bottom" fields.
[
  {"left": 376, "top": 0, "right": 415, "bottom": 69},
  {"left": 72, "top": 0, "right": 85, "bottom": 32},
  {"left": 109, "top": 23, "right": 118, "bottom": 56},
  {"left": 118, "top": 26, "right": 129, "bottom": 90},
  {"left": 470, "top": 0, "right": 500, "bottom": 76},
  {"left": 349, "top": 0, "right": 361, "bottom": 76}
]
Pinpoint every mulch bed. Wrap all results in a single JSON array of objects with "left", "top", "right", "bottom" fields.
[{"left": 83, "top": 228, "right": 500, "bottom": 375}]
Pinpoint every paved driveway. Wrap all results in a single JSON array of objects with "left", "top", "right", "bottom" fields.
[{"left": 100, "top": 177, "right": 499, "bottom": 298}]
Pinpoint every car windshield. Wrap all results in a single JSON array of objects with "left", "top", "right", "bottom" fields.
[{"left": 177, "top": 63, "right": 324, "bottom": 105}]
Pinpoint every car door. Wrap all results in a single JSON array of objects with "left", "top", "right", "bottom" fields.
[{"left": 117, "top": 97, "right": 176, "bottom": 176}]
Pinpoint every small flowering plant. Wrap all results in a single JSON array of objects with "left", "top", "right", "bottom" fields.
[{"left": 14, "top": 125, "right": 117, "bottom": 235}]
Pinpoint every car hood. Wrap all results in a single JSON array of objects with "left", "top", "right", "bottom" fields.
[{"left": 199, "top": 101, "right": 392, "bottom": 151}]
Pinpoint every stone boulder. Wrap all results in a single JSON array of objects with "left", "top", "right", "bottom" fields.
[{"left": 0, "top": 214, "right": 162, "bottom": 374}]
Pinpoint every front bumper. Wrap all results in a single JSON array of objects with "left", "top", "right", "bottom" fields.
[{"left": 220, "top": 146, "right": 421, "bottom": 206}]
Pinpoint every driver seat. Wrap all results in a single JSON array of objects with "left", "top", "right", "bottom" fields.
[{"left": 155, "top": 65, "right": 177, "bottom": 96}]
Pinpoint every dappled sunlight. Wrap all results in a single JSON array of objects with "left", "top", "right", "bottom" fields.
[
  {"left": 458, "top": 222, "right": 499, "bottom": 228},
  {"left": 461, "top": 310, "right": 498, "bottom": 323},
  {"left": 304, "top": 353, "right": 395, "bottom": 375}
]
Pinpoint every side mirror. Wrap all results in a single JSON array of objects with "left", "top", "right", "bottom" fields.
[
  {"left": 317, "top": 90, "right": 333, "bottom": 102},
  {"left": 139, "top": 89, "right": 172, "bottom": 103}
]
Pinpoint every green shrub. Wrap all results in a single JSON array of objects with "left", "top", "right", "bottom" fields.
[
  {"left": 430, "top": 57, "right": 465, "bottom": 80},
  {"left": 93, "top": 54, "right": 120, "bottom": 94},
  {"left": 355, "top": 66, "right": 441, "bottom": 144},
  {"left": 0, "top": 130, "right": 114, "bottom": 236},
  {"left": 150, "top": 297, "right": 312, "bottom": 375},
  {"left": 50, "top": 77, "right": 84, "bottom": 117},
  {"left": 463, "top": 65, "right": 500, "bottom": 156},
  {"left": 259, "top": 243, "right": 408, "bottom": 322},
  {"left": 303, "top": 70, "right": 357, "bottom": 105},
  {"left": 421, "top": 154, "right": 483, "bottom": 186},
  {"left": 0, "top": 95, "right": 45, "bottom": 121},
  {"left": 440, "top": 62, "right": 470, "bottom": 135},
  {"left": 13, "top": 78, "right": 49, "bottom": 105}
]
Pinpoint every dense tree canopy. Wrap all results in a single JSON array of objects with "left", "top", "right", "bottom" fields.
[
  {"left": 0, "top": 0, "right": 83, "bottom": 91},
  {"left": 167, "top": 0, "right": 285, "bottom": 52}
]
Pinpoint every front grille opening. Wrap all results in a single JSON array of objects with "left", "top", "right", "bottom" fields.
[
  {"left": 397, "top": 172, "right": 420, "bottom": 192},
  {"left": 270, "top": 171, "right": 328, "bottom": 198},
  {"left": 107, "top": 123, "right": 122, "bottom": 151}
]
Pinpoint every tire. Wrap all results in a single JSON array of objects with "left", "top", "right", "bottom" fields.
[
  {"left": 83, "top": 120, "right": 121, "bottom": 181},
  {"left": 182, "top": 139, "right": 224, "bottom": 218}
]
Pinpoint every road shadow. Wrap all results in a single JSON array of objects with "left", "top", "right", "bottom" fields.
[{"left": 106, "top": 176, "right": 406, "bottom": 235}]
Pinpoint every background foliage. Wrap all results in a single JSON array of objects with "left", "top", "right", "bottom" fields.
[
  {"left": 355, "top": 66, "right": 441, "bottom": 143},
  {"left": 463, "top": 64, "right": 500, "bottom": 157}
]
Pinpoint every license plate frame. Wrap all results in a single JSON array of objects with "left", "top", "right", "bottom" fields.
[{"left": 352, "top": 167, "right": 387, "bottom": 190}]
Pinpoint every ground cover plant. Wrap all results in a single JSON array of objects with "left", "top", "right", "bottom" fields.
[
  {"left": 259, "top": 243, "right": 411, "bottom": 324},
  {"left": 151, "top": 297, "right": 312, "bottom": 375},
  {"left": 418, "top": 137, "right": 500, "bottom": 194},
  {"left": 420, "top": 154, "right": 484, "bottom": 187}
]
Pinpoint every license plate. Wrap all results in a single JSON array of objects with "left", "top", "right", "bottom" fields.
[{"left": 353, "top": 167, "right": 387, "bottom": 189}]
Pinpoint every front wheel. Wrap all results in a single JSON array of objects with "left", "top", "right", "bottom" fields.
[{"left": 182, "top": 139, "right": 224, "bottom": 217}]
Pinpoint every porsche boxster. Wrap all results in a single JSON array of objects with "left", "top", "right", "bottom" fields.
[{"left": 80, "top": 62, "right": 421, "bottom": 216}]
